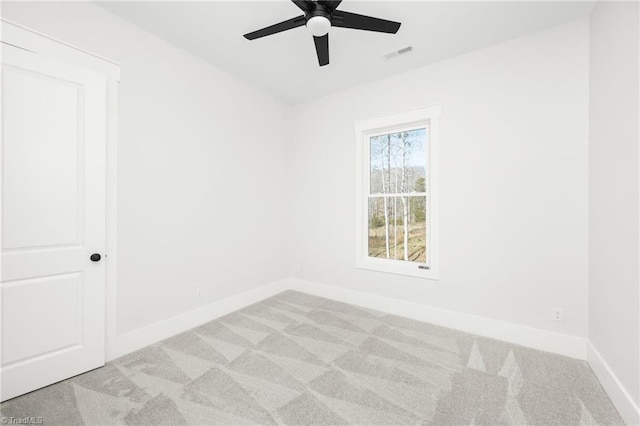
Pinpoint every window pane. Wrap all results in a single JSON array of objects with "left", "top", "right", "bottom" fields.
[
  {"left": 368, "top": 196, "right": 427, "bottom": 263},
  {"left": 369, "top": 128, "right": 427, "bottom": 194}
]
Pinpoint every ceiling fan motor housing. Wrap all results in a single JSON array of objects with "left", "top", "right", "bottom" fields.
[
  {"left": 306, "top": 8, "right": 332, "bottom": 37},
  {"left": 306, "top": 5, "right": 332, "bottom": 21}
]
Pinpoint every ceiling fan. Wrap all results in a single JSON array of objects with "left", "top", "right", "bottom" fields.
[{"left": 243, "top": 0, "right": 401, "bottom": 67}]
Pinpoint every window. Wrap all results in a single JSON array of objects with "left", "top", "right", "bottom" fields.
[{"left": 355, "top": 106, "right": 440, "bottom": 279}]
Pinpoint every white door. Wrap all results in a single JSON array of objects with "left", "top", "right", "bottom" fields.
[{"left": 1, "top": 44, "right": 107, "bottom": 401}]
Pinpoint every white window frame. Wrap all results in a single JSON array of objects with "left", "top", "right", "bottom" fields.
[{"left": 355, "top": 105, "right": 440, "bottom": 280}]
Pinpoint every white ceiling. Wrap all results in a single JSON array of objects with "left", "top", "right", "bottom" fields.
[{"left": 97, "top": 1, "right": 595, "bottom": 104}]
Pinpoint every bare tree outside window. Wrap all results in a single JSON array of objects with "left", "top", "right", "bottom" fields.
[{"left": 368, "top": 128, "right": 427, "bottom": 263}]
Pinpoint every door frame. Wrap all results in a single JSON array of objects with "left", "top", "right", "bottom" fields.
[{"left": 1, "top": 19, "right": 121, "bottom": 363}]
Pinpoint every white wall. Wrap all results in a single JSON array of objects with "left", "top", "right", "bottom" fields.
[
  {"left": 589, "top": 0, "right": 640, "bottom": 411},
  {"left": 2, "top": 2, "right": 292, "bottom": 335},
  {"left": 290, "top": 20, "right": 590, "bottom": 338}
]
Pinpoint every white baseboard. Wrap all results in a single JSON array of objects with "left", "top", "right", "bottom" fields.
[
  {"left": 105, "top": 276, "right": 636, "bottom": 424},
  {"left": 106, "top": 279, "right": 290, "bottom": 361},
  {"left": 588, "top": 342, "right": 640, "bottom": 426},
  {"left": 284, "top": 278, "right": 588, "bottom": 360},
  {"left": 107, "top": 277, "right": 588, "bottom": 361}
]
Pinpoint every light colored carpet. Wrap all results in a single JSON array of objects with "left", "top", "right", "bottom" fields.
[{"left": 1, "top": 290, "right": 624, "bottom": 425}]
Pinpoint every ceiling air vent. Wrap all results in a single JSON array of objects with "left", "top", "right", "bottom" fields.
[{"left": 383, "top": 46, "right": 413, "bottom": 61}]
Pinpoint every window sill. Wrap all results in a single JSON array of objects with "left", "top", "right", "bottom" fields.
[{"left": 356, "top": 258, "right": 439, "bottom": 280}]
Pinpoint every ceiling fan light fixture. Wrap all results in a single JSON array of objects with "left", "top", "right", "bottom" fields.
[
  {"left": 306, "top": 15, "right": 331, "bottom": 37},
  {"left": 243, "top": 0, "right": 402, "bottom": 67}
]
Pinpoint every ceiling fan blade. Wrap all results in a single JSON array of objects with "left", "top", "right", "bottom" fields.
[
  {"left": 291, "top": 0, "right": 314, "bottom": 13},
  {"left": 318, "top": 0, "right": 342, "bottom": 12},
  {"left": 244, "top": 15, "right": 306, "bottom": 40},
  {"left": 313, "top": 34, "right": 329, "bottom": 66},
  {"left": 332, "top": 10, "right": 401, "bottom": 34}
]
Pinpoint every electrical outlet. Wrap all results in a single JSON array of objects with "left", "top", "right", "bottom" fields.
[
  {"left": 552, "top": 307, "right": 563, "bottom": 322},
  {"left": 196, "top": 287, "right": 203, "bottom": 300},
  {"left": 295, "top": 264, "right": 301, "bottom": 274}
]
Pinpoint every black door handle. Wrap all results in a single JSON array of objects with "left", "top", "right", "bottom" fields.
[{"left": 90, "top": 253, "right": 102, "bottom": 262}]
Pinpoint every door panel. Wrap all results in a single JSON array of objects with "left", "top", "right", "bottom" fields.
[
  {"left": 2, "top": 273, "right": 82, "bottom": 365},
  {"left": 3, "top": 69, "right": 82, "bottom": 249},
  {"left": 1, "top": 44, "right": 107, "bottom": 401}
]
